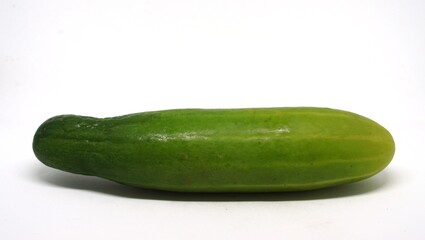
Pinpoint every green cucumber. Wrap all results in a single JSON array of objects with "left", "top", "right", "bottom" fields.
[{"left": 33, "top": 107, "right": 395, "bottom": 192}]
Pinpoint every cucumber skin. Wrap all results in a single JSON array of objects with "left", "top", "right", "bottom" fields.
[{"left": 33, "top": 107, "right": 395, "bottom": 192}]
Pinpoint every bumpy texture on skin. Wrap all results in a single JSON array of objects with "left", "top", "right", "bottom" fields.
[{"left": 33, "top": 107, "right": 395, "bottom": 192}]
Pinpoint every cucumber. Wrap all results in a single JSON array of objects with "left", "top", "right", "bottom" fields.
[{"left": 33, "top": 107, "right": 395, "bottom": 192}]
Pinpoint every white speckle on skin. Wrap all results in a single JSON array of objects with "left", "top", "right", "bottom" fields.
[
  {"left": 155, "top": 134, "right": 169, "bottom": 142},
  {"left": 274, "top": 127, "right": 290, "bottom": 133},
  {"left": 178, "top": 132, "right": 209, "bottom": 140},
  {"left": 143, "top": 132, "right": 209, "bottom": 142},
  {"left": 253, "top": 126, "right": 291, "bottom": 134}
]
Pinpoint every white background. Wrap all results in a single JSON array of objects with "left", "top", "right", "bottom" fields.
[{"left": 1, "top": 0, "right": 424, "bottom": 239}]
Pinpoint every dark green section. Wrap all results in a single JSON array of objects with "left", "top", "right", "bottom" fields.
[{"left": 33, "top": 107, "right": 395, "bottom": 192}]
